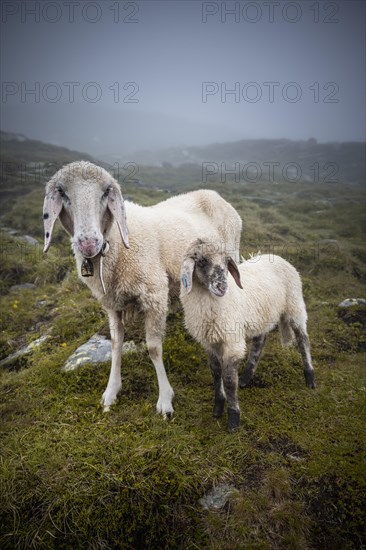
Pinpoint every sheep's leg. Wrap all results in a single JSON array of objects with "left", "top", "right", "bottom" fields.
[
  {"left": 291, "top": 322, "right": 316, "bottom": 389},
  {"left": 222, "top": 354, "right": 241, "bottom": 431},
  {"left": 145, "top": 311, "right": 174, "bottom": 418},
  {"left": 207, "top": 350, "right": 226, "bottom": 418},
  {"left": 101, "top": 310, "right": 124, "bottom": 411},
  {"left": 239, "top": 334, "right": 266, "bottom": 388}
]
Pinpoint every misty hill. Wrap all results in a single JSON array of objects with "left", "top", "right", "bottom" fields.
[
  {"left": 3, "top": 102, "right": 236, "bottom": 163},
  {"left": 131, "top": 138, "right": 365, "bottom": 185},
  {"left": 1, "top": 134, "right": 365, "bottom": 214},
  {"left": 0, "top": 131, "right": 95, "bottom": 165},
  {"left": 0, "top": 132, "right": 99, "bottom": 213}
]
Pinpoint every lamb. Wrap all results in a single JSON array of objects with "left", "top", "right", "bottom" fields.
[
  {"left": 180, "top": 239, "right": 316, "bottom": 431},
  {"left": 43, "top": 161, "right": 242, "bottom": 416}
]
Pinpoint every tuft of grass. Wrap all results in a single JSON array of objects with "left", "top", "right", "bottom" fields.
[{"left": 204, "top": 468, "right": 311, "bottom": 549}]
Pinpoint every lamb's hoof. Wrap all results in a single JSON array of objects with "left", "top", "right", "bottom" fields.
[
  {"left": 227, "top": 408, "right": 240, "bottom": 432},
  {"left": 304, "top": 371, "right": 316, "bottom": 389},
  {"left": 163, "top": 411, "right": 173, "bottom": 421},
  {"left": 239, "top": 370, "right": 253, "bottom": 388},
  {"left": 213, "top": 399, "right": 225, "bottom": 418}
]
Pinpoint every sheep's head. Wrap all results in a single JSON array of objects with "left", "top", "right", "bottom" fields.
[
  {"left": 181, "top": 239, "right": 242, "bottom": 297},
  {"left": 43, "top": 161, "right": 129, "bottom": 257}
]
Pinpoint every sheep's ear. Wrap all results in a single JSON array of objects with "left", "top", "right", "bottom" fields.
[
  {"left": 59, "top": 208, "right": 74, "bottom": 237},
  {"left": 181, "top": 257, "right": 195, "bottom": 294},
  {"left": 43, "top": 189, "right": 63, "bottom": 253},
  {"left": 107, "top": 186, "right": 129, "bottom": 249},
  {"left": 228, "top": 257, "right": 243, "bottom": 289}
]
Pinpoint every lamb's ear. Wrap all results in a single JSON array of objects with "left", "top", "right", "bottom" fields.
[
  {"left": 107, "top": 185, "right": 129, "bottom": 249},
  {"left": 43, "top": 189, "right": 63, "bottom": 253},
  {"left": 228, "top": 257, "right": 243, "bottom": 289},
  {"left": 181, "top": 257, "right": 195, "bottom": 294}
]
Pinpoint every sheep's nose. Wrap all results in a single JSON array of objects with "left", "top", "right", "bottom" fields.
[
  {"left": 217, "top": 283, "right": 227, "bottom": 294},
  {"left": 77, "top": 237, "right": 101, "bottom": 258},
  {"left": 210, "top": 282, "right": 228, "bottom": 297}
]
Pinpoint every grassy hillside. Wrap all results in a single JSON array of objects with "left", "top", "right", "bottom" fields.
[
  {"left": 0, "top": 138, "right": 365, "bottom": 548},
  {"left": 0, "top": 133, "right": 96, "bottom": 215}
]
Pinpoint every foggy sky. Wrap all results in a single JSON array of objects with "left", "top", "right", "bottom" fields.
[{"left": 1, "top": 0, "right": 365, "bottom": 159}]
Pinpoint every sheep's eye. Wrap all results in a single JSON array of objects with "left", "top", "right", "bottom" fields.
[
  {"left": 57, "top": 187, "right": 67, "bottom": 199},
  {"left": 197, "top": 257, "right": 209, "bottom": 268},
  {"left": 102, "top": 187, "right": 111, "bottom": 200}
]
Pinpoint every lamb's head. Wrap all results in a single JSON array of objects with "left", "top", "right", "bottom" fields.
[
  {"left": 43, "top": 161, "right": 129, "bottom": 257},
  {"left": 181, "top": 239, "right": 242, "bottom": 297}
]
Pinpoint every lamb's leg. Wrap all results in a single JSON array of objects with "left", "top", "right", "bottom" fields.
[
  {"left": 222, "top": 354, "right": 241, "bottom": 432},
  {"left": 290, "top": 321, "right": 316, "bottom": 389},
  {"left": 239, "top": 334, "right": 266, "bottom": 388},
  {"left": 145, "top": 311, "right": 174, "bottom": 418},
  {"left": 207, "top": 350, "right": 226, "bottom": 418},
  {"left": 101, "top": 309, "right": 124, "bottom": 411}
]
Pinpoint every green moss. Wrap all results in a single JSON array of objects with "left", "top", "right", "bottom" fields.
[{"left": 1, "top": 172, "right": 365, "bottom": 548}]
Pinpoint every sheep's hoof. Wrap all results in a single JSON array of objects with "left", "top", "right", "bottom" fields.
[
  {"left": 156, "top": 393, "right": 174, "bottom": 419},
  {"left": 239, "top": 369, "right": 253, "bottom": 388},
  {"left": 213, "top": 398, "right": 225, "bottom": 418},
  {"left": 100, "top": 386, "right": 121, "bottom": 409},
  {"left": 227, "top": 408, "right": 240, "bottom": 432},
  {"left": 304, "top": 370, "right": 316, "bottom": 389}
]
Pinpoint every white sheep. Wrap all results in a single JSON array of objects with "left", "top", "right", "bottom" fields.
[
  {"left": 180, "top": 239, "right": 316, "bottom": 431},
  {"left": 43, "top": 161, "right": 242, "bottom": 416}
]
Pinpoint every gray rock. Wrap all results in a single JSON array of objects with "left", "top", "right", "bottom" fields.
[
  {"left": 0, "top": 335, "right": 50, "bottom": 368},
  {"left": 338, "top": 298, "right": 366, "bottom": 308},
  {"left": 315, "top": 199, "right": 334, "bottom": 207},
  {"left": 1, "top": 227, "right": 20, "bottom": 236},
  {"left": 23, "top": 235, "right": 39, "bottom": 246},
  {"left": 36, "top": 300, "right": 49, "bottom": 308},
  {"left": 10, "top": 283, "right": 37, "bottom": 292},
  {"left": 0, "top": 227, "right": 39, "bottom": 245},
  {"left": 122, "top": 341, "right": 142, "bottom": 354},
  {"left": 286, "top": 453, "right": 305, "bottom": 462},
  {"left": 319, "top": 239, "right": 339, "bottom": 245},
  {"left": 62, "top": 334, "right": 143, "bottom": 372},
  {"left": 199, "top": 484, "right": 239, "bottom": 511},
  {"left": 245, "top": 196, "right": 281, "bottom": 205}
]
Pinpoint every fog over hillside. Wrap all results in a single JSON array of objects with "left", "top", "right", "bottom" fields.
[
  {"left": 1, "top": 132, "right": 364, "bottom": 203},
  {"left": 1, "top": 1, "right": 365, "bottom": 156}
]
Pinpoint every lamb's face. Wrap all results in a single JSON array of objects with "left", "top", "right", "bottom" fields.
[
  {"left": 181, "top": 240, "right": 243, "bottom": 297},
  {"left": 194, "top": 249, "right": 229, "bottom": 297}
]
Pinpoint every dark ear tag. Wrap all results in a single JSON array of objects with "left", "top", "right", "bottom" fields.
[{"left": 81, "top": 258, "right": 94, "bottom": 277}]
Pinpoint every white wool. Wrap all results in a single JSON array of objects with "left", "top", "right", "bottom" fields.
[
  {"left": 179, "top": 244, "right": 315, "bottom": 431},
  {"left": 44, "top": 161, "right": 242, "bottom": 415},
  {"left": 180, "top": 254, "right": 307, "bottom": 362}
]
